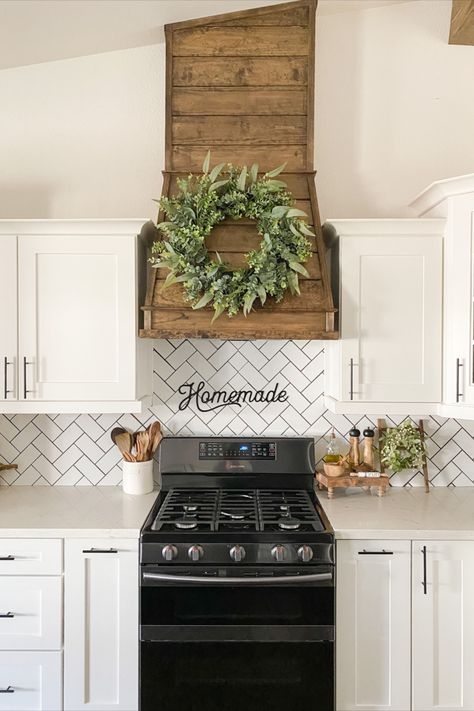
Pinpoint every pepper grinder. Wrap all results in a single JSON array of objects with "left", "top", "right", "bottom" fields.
[
  {"left": 362, "top": 427, "right": 375, "bottom": 469},
  {"left": 347, "top": 427, "right": 361, "bottom": 469}
]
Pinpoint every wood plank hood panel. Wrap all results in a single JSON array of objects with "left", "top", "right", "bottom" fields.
[{"left": 140, "top": 0, "right": 338, "bottom": 340}]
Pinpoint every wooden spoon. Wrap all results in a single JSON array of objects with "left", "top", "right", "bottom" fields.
[
  {"left": 111, "top": 428, "right": 135, "bottom": 462},
  {"left": 135, "top": 431, "right": 150, "bottom": 462},
  {"left": 147, "top": 421, "right": 162, "bottom": 458}
]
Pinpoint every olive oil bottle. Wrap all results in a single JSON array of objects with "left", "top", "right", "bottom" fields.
[{"left": 323, "top": 429, "right": 341, "bottom": 463}]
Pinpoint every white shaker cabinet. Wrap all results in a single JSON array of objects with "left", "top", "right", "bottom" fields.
[
  {"left": 411, "top": 174, "right": 474, "bottom": 419},
  {"left": 0, "top": 235, "right": 17, "bottom": 402},
  {"left": 336, "top": 540, "right": 411, "bottom": 711},
  {"left": 324, "top": 219, "right": 443, "bottom": 414},
  {"left": 64, "top": 539, "right": 139, "bottom": 711},
  {"left": 0, "top": 220, "right": 150, "bottom": 414},
  {"left": 412, "top": 541, "right": 474, "bottom": 711}
]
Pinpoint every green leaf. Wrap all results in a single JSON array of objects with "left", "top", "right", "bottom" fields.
[
  {"left": 161, "top": 271, "right": 178, "bottom": 290},
  {"left": 288, "top": 270, "right": 300, "bottom": 295},
  {"left": 202, "top": 150, "right": 211, "bottom": 174},
  {"left": 257, "top": 285, "right": 267, "bottom": 306},
  {"left": 243, "top": 292, "right": 257, "bottom": 317},
  {"left": 209, "top": 162, "right": 225, "bottom": 183},
  {"left": 289, "top": 222, "right": 303, "bottom": 238},
  {"left": 237, "top": 166, "right": 248, "bottom": 191},
  {"left": 214, "top": 251, "right": 222, "bottom": 264},
  {"left": 163, "top": 240, "right": 176, "bottom": 254},
  {"left": 298, "top": 222, "right": 315, "bottom": 237},
  {"left": 263, "top": 233, "right": 272, "bottom": 248},
  {"left": 211, "top": 304, "right": 225, "bottom": 323},
  {"left": 271, "top": 205, "right": 289, "bottom": 219},
  {"left": 265, "top": 179, "right": 287, "bottom": 191},
  {"left": 209, "top": 179, "right": 229, "bottom": 192},
  {"left": 289, "top": 261, "right": 310, "bottom": 278},
  {"left": 249, "top": 163, "right": 259, "bottom": 184},
  {"left": 157, "top": 221, "right": 177, "bottom": 231},
  {"left": 286, "top": 208, "right": 307, "bottom": 218},
  {"left": 265, "top": 162, "right": 287, "bottom": 178},
  {"left": 193, "top": 291, "right": 214, "bottom": 310}
]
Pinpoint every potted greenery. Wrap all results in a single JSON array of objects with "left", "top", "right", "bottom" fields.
[{"left": 380, "top": 419, "right": 426, "bottom": 473}]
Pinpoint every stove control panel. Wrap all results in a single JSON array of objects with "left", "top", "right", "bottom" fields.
[{"left": 199, "top": 441, "right": 276, "bottom": 460}]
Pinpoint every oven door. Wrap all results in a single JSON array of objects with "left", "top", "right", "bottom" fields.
[{"left": 140, "top": 566, "right": 334, "bottom": 711}]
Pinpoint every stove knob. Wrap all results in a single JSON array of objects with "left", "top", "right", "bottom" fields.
[
  {"left": 297, "top": 545, "right": 314, "bottom": 563},
  {"left": 188, "top": 545, "right": 204, "bottom": 562},
  {"left": 271, "top": 545, "right": 287, "bottom": 563},
  {"left": 229, "top": 545, "right": 246, "bottom": 563},
  {"left": 162, "top": 545, "right": 178, "bottom": 562}
]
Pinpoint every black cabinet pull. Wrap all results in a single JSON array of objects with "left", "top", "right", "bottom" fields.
[
  {"left": 456, "top": 358, "right": 463, "bottom": 402},
  {"left": 3, "top": 357, "right": 13, "bottom": 399},
  {"left": 0, "top": 612, "right": 14, "bottom": 618},
  {"left": 422, "top": 545, "right": 427, "bottom": 594},
  {"left": 0, "top": 555, "right": 15, "bottom": 561},
  {"left": 82, "top": 548, "right": 118, "bottom": 554},
  {"left": 0, "top": 687, "right": 14, "bottom": 693},
  {"left": 358, "top": 549, "right": 393, "bottom": 555},
  {"left": 23, "top": 357, "right": 34, "bottom": 399}
]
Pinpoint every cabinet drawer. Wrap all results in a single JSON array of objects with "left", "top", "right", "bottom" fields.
[
  {"left": 0, "top": 578, "right": 62, "bottom": 650},
  {"left": 0, "top": 651, "right": 61, "bottom": 710},
  {"left": 0, "top": 540, "right": 62, "bottom": 576}
]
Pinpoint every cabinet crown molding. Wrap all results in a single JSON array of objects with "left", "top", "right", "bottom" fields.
[{"left": 410, "top": 173, "right": 474, "bottom": 216}]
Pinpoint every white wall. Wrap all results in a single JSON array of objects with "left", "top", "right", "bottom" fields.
[
  {"left": 0, "top": 0, "right": 472, "bottom": 221},
  {"left": 316, "top": 0, "right": 474, "bottom": 218},
  {"left": 0, "top": 44, "right": 164, "bottom": 220}
]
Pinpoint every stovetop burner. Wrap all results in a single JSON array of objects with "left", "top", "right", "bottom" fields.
[{"left": 150, "top": 487, "right": 324, "bottom": 534}]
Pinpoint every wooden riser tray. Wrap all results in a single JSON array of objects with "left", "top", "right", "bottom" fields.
[{"left": 316, "top": 472, "right": 390, "bottom": 498}]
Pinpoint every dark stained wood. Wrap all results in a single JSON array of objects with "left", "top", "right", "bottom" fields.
[
  {"left": 449, "top": 0, "right": 474, "bottom": 44},
  {"left": 172, "top": 88, "right": 307, "bottom": 116},
  {"left": 152, "top": 279, "right": 325, "bottom": 311},
  {"left": 173, "top": 26, "right": 309, "bottom": 57},
  {"left": 140, "top": 309, "right": 337, "bottom": 341},
  {"left": 166, "top": 0, "right": 316, "bottom": 32},
  {"left": 172, "top": 115, "right": 307, "bottom": 146},
  {"left": 173, "top": 56, "right": 308, "bottom": 87},
  {"left": 172, "top": 145, "right": 306, "bottom": 172},
  {"left": 141, "top": 0, "right": 338, "bottom": 340},
  {"left": 205, "top": 220, "right": 315, "bottom": 249},
  {"left": 219, "top": 6, "right": 309, "bottom": 26}
]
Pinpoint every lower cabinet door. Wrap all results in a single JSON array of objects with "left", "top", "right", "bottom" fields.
[
  {"left": 0, "top": 651, "right": 62, "bottom": 710},
  {"left": 412, "top": 541, "right": 474, "bottom": 710},
  {"left": 63, "top": 539, "right": 139, "bottom": 711},
  {"left": 336, "top": 540, "right": 411, "bottom": 710}
]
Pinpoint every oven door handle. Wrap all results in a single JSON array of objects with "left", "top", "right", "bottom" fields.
[{"left": 142, "top": 571, "right": 333, "bottom": 586}]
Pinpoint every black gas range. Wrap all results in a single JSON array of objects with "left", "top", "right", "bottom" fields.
[{"left": 140, "top": 437, "right": 334, "bottom": 711}]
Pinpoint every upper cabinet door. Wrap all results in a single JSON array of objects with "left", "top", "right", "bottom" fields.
[
  {"left": 0, "top": 235, "right": 18, "bottom": 401},
  {"left": 18, "top": 234, "right": 137, "bottom": 402},
  {"left": 412, "top": 541, "right": 474, "bottom": 711},
  {"left": 328, "top": 221, "right": 443, "bottom": 406}
]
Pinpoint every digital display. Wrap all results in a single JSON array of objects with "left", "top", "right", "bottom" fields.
[{"left": 199, "top": 441, "right": 276, "bottom": 460}]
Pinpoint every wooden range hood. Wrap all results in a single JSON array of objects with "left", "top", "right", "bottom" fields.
[{"left": 140, "top": 0, "right": 338, "bottom": 340}]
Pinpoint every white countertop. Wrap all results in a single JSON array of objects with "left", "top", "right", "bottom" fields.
[
  {"left": 319, "top": 487, "right": 474, "bottom": 540},
  {"left": 0, "top": 486, "right": 159, "bottom": 538}
]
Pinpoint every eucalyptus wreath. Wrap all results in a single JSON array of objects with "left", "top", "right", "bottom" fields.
[
  {"left": 380, "top": 420, "right": 426, "bottom": 473},
  {"left": 150, "top": 151, "right": 314, "bottom": 321}
]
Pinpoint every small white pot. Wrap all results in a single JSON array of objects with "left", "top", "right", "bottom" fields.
[{"left": 122, "top": 460, "right": 155, "bottom": 496}]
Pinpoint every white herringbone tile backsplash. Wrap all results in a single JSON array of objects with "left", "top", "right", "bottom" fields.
[{"left": 1, "top": 339, "right": 474, "bottom": 486}]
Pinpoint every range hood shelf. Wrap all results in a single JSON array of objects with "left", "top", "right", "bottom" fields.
[{"left": 140, "top": 0, "right": 338, "bottom": 341}]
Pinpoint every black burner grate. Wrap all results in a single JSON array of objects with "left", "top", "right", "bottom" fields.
[{"left": 151, "top": 488, "right": 323, "bottom": 533}]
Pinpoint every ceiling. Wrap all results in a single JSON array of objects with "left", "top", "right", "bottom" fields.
[{"left": 0, "top": 0, "right": 413, "bottom": 71}]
